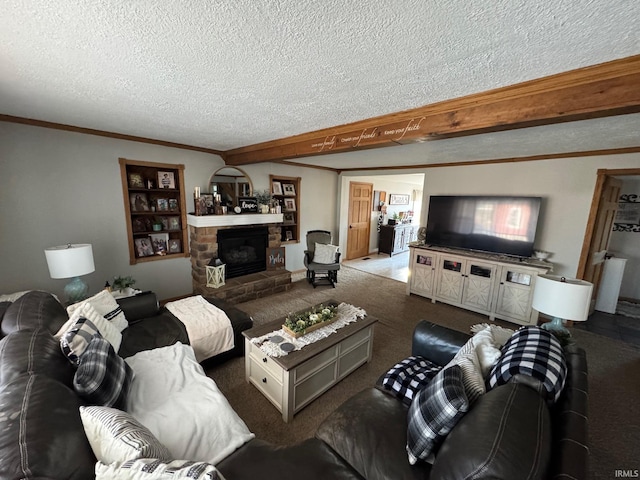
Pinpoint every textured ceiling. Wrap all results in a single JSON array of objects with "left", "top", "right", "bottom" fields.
[{"left": 1, "top": 0, "right": 639, "bottom": 167}]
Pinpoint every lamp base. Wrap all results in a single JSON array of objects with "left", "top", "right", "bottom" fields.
[
  {"left": 541, "top": 317, "right": 572, "bottom": 345},
  {"left": 64, "top": 276, "right": 89, "bottom": 304}
]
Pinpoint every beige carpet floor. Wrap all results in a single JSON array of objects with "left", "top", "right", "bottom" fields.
[{"left": 205, "top": 265, "right": 640, "bottom": 479}]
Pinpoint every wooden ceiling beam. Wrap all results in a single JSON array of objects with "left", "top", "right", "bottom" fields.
[{"left": 225, "top": 55, "right": 640, "bottom": 166}]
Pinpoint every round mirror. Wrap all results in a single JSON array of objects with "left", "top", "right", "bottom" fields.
[{"left": 208, "top": 167, "right": 253, "bottom": 207}]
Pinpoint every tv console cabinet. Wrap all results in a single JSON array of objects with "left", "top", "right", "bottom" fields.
[{"left": 407, "top": 244, "right": 552, "bottom": 326}]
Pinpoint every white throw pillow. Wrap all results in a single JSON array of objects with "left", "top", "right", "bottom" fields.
[
  {"left": 96, "top": 459, "right": 225, "bottom": 480},
  {"left": 125, "top": 343, "right": 255, "bottom": 464},
  {"left": 313, "top": 243, "right": 339, "bottom": 264},
  {"left": 67, "top": 289, "right": 129, "bottom": 332},
  {"left": 56, "top": 302, "right": 122, "bottom": 355},
  {"left": 79, "top": 406, "right": 171, "bottom": 464}
]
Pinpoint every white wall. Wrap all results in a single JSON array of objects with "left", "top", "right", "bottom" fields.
[
  {"left": 3, "top": 121, "right": 639, "bottom": 299},
  {"left": 0, "top": 123, "right": 226, "bottom": 300},
  {"left": 608, "top": 177, "right": 640, "bottom": 301},
  {"left": 329, "top": 146, "right": 640, "bottom": 277},
  {"left": 0, "top": 124, "right": 339, "bottom": 299}
]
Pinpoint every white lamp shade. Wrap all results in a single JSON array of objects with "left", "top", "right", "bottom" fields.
[
  {"left": 44, "top": 244, "right": 95, "bottom": 279},
  {"left": 532, "top": 274, "right": 593, "bottom": 322}
]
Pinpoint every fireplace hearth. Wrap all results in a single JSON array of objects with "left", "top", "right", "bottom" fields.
[{"left": 217, "top": 226, "right": 268, "bottom": 279}]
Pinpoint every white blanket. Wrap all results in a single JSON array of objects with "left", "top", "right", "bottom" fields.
[
  {"left": 125, "top": 342, "right": 255, "bottom": 464},
  {"left": 165, "top": 295, "right": 234, "bottom": 362}
]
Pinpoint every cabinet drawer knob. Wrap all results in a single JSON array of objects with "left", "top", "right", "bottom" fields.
[
  {"left": 262, "top": 378, "right": 267, "bottom": 383},
  {"left": 262, "top": 357, "right": 268, "bottom": 363}
]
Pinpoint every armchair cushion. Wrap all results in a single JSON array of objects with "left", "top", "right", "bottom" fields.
[{"left": 313, "top": 243, "right": 339, "bottom": 264}]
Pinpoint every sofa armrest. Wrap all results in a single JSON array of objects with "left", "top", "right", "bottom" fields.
[
  {"left": 412, "top": 320, "right": 470, "bottom": 366},
  {"left": 116, "top": 291, "right": 159, "bottom": 323}
]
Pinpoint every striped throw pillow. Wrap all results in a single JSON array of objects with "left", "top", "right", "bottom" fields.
[{"left": 80, "top": 406, "right": 171, "bottom": 464}]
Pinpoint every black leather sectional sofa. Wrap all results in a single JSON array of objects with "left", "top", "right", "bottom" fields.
[{"left": 0, "top": 290, "right": 588, "bottom": 479}]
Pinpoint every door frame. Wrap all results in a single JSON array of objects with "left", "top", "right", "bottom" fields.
[{"left": 577, "top": 168, "right": 640, "bottom": 283}]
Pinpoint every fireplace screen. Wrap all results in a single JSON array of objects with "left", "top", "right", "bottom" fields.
[{"left": 217, "top": 227, "right": 268, "bottom": 279}]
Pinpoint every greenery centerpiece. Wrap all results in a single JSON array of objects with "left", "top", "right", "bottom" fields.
[
  {"left": 283, "top": 304, "right": 338, "bottom": 338},
  {"left": 254, "top": 189, "right": 273, "bottom": 213}
]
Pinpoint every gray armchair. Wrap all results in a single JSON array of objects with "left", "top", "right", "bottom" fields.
[{"left": 304, "top": 230, "right": 341, "bottom": 288}]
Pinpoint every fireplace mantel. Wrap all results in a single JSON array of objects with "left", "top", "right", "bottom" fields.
[{"left": 187, "top": 213, "right": 283, "bottom": 228}]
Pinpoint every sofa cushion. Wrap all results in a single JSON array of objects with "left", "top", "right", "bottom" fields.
[
  {"left": 487, "top": 326, "right": 567, "bottom": 403},
  {"left": 218, "top": 438, "right": 364, "bottom": 480},
  {"left": 74, "top": 335, "right": 132, "bottom": 409},
  {"left": 382, "top": 355, "right": 442, "bottom": 406},
  {"left": 95, "top": 458, "right": 224, "bottom": 480},
  {"left": 407, "top": 365, "right": 469, "bottom": 465},
  {"left": 68, "top": 289, "right": 129, "bottom": 332},
  {"left": 80, "top": 406, "right": 171, "bottom": 464},
  {"left": 430, "top": 382, "right": 552, "bottom": 480},
  {"left": 1, "top": 290, "right": 68, "bottom": 336},
  {"left": 316, "top": 387, "right": 431, "bottom": 480},
  {"left": 0, "top": 328, "right": 74, "bottom": 387},
  {"left": 0, "top": 374, "right": 95, "bottom": 479},
  {"left": 118, "top": 310, "right": 190, "bottom": 359}
]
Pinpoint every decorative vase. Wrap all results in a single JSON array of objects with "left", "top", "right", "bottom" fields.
[{"left": 259, "top": 204, "right": 270, "bottom": 214}]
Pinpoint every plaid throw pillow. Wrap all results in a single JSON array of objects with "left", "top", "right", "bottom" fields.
[
  {"left": 406, "top": 365, "right": 469, "bottom": 465},
  {"left": 486, "top": 326, "right": 567, "bottom": 403},
  {"left": 74, "top": 335, "right": 132, "bottom": 409},
  {"left": 382, "top": 356, "right": 443, "bottom": 405}
]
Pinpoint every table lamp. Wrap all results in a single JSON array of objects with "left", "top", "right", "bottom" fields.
[
  {"left": 44, "top": 243, "right": 95, "bottom": 303},
  {"left": 531, "top": 274, "right": 593, "bottom": 341}
]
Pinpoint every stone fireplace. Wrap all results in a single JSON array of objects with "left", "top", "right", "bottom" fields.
[{"left": 188, "top": 213, "right": 293, "bottom": 303}]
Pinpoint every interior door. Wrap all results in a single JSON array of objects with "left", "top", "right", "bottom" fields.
[
  {"left": 347, "top": 182, "right": 373, "bottom": 260},
  {"left": 582, "top": 176, "right": 623, "bottom": 309}
]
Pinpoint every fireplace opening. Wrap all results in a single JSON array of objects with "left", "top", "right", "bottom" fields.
[{"left": 217, "top": 226, "right": 268, "bottom": 279}]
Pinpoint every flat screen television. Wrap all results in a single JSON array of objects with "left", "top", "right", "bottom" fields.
[{"left": 425, "top": 195, "right": 541, "bottom": 258}]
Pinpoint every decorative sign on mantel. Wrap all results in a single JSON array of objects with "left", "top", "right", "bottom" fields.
[
  {"left": 238, "top": 196, "right": 258, "bottom": 213},
  {"left": 613, "top": 194, "right": 640, "bottom": 232}
]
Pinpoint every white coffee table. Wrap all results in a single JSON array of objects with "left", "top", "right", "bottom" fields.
[{"left": 242, "top": 306, "right": 377, "bottom": 422}]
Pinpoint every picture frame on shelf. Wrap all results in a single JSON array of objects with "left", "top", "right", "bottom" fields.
[
  {"left": 389, "top": 194, "right": 410, "bottom": 205},
  {"left": 156, "top": 198, "right": 169, "bottom": 211},
  {"left": 272, "top": 181, "right": 283, "bottom": 195},
  {"left": 168, "top": 198, "right": 179, "bottom": 211},
  {"left": 282, "top": 183, "right": 296, "bottom": 196},
  {"left": 149, "top": 233, "right": 169, "bottom": 256},
  {"left": 146, "top": 179, "right": 155, "bottom": 189},
  {"left": 157, "top": 171, "right": 176, "bottom": 189},
  {"left": 283, "top": 212, "right": 295, "bottom": 224},
  {"left": 128, "top": 172, "right": 145, "bottom": 188},
  {"left": 168, "top": 239, "right": 182, "bottom": 254},
  {"left": 164, "top": 216, "right": 181, "bottom": 231},
  {"left": 130, "top": 193, "right": 150, "bottom": 212},
  {"left": 285, "top": 230, "right": 293, "bottom": 241},
  {"left": 284, "top": 198, "right": 296, "bottom": 211},
  {"left": 134, "top": 238, "right": 154, "bottom": 257}
]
